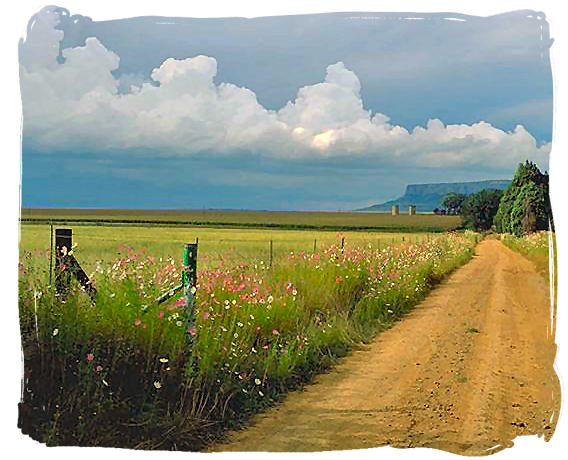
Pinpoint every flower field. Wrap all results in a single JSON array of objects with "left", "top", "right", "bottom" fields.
[{"left": 18, "top": 230, "right": 479, "bottom": 449}]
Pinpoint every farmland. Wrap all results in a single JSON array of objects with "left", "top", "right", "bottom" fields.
[
  {"left": 17, "top": 212, "right": 478, "bottom": 449},
  {"left": 20, "top": 207, "right": 462, "bottom": 232}
]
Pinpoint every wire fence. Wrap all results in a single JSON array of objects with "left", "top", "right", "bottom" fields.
[{"left": 19, "top": 223, "right": 436, "bottom": 276}]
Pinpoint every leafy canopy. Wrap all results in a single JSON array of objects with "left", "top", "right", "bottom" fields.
[{"left": 494, "top": 161, "right": 552, "bottom": 236}]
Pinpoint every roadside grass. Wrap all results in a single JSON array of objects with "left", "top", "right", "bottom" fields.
[
  {"left": 18, "top": 231, "right": 479, "bottom": 449},
  {"left": 500, "top": 231, "right": 553, "bottom": 279}
]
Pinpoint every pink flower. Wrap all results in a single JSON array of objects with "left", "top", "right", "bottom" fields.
[
  {"left": 134, "top": 318, "right": 142, "bottom": 326},
  {"left": 176, "top": 297, "right": 188, "bottom": 307},
  {"left": 158, "top": 310, "right": 165, "bottom": 319},
  {"left": 336, "top": 276, "right": 343, "bottom": 283},
  {"left": 189, "top": 326, "right": 197, "bottom": 336},
  {"left": 203, "top": 312, "right": 210, "bottom": 320},
  {"left": 87, "top": 353, "right": 94, "bottom": 361}
]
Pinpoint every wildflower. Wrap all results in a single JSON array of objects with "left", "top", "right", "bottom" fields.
[
  {"left": 176, "top": 297, "right": 188, "bottom": 307},
  {"left": 102, "top": 379, "right": 109, "bottom": 386},
  {"left": 87, "top": 353, "right": 94, "bottom": 361},
  {"left": 267, "top": 295, "right": 273, "bottom": 303},
  {"left": 203, "top": 312, "right": 210, "bottom": 320},
  {"left": 272, "top": 329, "right": 280, "bottom": 336},
  {"left": 255, "top": 378, "right": 261, "bottom": 385},
  {"left": 259, "top": 391, "right": 264, "bottom": 397},
  {"left": 134, "top": 318, "right": 142, "bottom": 326},
  {"left": 52, "top": 328, "right": 59, "bottom": 336},
  {"left": 153, "top": 381, "right": 162, "bottom": 389},
  {"left": 95, "top": 365, "right": 103, "bottom": 372},
  {"left": 189, "top": 326, "right": 197, "bottom": 336},
  {"left": 159, "top": 358, "right": 169, "bottom": 363},
  {"left": 158, "top": 310, "right": 165, "bottom": 319}
]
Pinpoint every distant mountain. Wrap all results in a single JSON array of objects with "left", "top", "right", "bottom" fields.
[{"left": 358, "top": 180, "right": 511, "bottom": 212}]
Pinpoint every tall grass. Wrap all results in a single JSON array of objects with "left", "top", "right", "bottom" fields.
[
  {"left": 500, "top": 231, "right": 552, "bottom": 278},
  {"left": 18, "top": 231, "right": 479, "bottom": 450}
]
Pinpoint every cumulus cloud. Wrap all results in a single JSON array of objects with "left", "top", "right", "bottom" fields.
[{"left": 19, "top": 6, "right": 551, "bottom": 170}]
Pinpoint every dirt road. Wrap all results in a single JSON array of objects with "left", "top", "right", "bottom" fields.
[{"left": 212, "top": 239, "right": 560, "bottom": 455}]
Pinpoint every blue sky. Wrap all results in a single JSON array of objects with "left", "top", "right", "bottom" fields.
[{"left": 19, "top": 6, "right": 553, "bottom": 210}]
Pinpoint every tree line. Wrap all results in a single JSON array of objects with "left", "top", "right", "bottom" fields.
[{"left": 438, "top": 161, "right": 552, "bottom": 236}]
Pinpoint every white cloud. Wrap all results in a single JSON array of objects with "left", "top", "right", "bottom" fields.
[{"left": 19, "top": 7, "right": 551, "bottom": 170}]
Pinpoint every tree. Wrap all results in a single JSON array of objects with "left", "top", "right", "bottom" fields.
[
  {"left": 461, "top": 189, "right": 503, "bottom": 231},
  {"left": 494, "top": 161, "right": 552, "bottom": 236},
  {"left": 441, "top": 192, "right": 467, "bottom": 215}
]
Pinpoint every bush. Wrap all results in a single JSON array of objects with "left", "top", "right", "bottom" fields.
[
  {"left": 494, "top": 161, "right": 552, "bottom": 236},
  {"left": 461, "top": 189, "right": 503, "bottom": 231}
]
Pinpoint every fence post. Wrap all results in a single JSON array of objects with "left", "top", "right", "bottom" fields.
[
  {"left": 183, "top": 242, "right": 198, "bottom": 351},
  {"left": 49, "top": 223, "right": 53, "bottom": 285},
  {"left": 313, "top": 239, "right": 317, "bottom": 254},
  {"left": 55, "top": 228, "right": 72, "bottom": 297},
  {"left": 341, "top": 237, "right": 345, "bottom": 253}
]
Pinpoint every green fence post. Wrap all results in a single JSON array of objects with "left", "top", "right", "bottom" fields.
[
  {"left": 183, "top": 242, "right": 198, "bottom": 353},
  {"left": 313, "top": 239, "right": 317, "bottom": 254}
]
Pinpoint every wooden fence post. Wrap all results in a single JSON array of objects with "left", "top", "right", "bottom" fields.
[
  {"left": 55, "top": 228, "right": 72, "bottom": 297},
  {"left": 183, "top": 242, "right": 198, "bottom": 350},
  {"left": 49, "top": 223, "right": 53, "bottom": 285},
  {"left": 341, "top": 237, "right": 345, "bottom": 253},
  {"left": 54, "top": 228, "right": 97, "bottom": 302},
  {"left": 313, "top": 239, "right": 317, "bottom": 254}
]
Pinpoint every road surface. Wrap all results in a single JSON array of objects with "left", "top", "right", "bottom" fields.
[{"left": 212, "top": 239, "right": 559, "bottom": 455}]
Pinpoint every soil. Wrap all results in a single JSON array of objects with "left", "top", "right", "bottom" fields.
[{"left": 210, "top": 239, "right": 560, "bottom": 455}]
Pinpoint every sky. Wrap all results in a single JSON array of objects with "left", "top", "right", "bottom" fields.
[{"left": 19, "top": 6, "right": 554, "bottom": 210}]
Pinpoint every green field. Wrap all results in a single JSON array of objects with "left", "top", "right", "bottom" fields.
[
  {"left": 19, "top": 224, "right": 437, "bottom": 274},
  {"left": 20, "top": 207, "right": 461, "bottom": 232}
]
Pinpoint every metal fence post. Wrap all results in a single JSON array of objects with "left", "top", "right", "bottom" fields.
[{"left": 183, "top": 242, "right": 198, "bottom": 351}]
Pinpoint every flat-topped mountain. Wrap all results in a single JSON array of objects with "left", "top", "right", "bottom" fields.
[{"left": 358, "top": 179, "right": 511, "bottom": 212}]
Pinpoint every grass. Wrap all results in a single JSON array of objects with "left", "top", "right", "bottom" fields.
[
  {"left": 20, "top": 224, "right": 439, "bottom": 274},
  {"left": 500, "top": 231, "right": 553, "bottom": 279},
  {"left": 20, "top": 207, "right": 462, "bottom": 232},
  {"left": 18, "top": 228, "right": 480, "bottom": 450}
]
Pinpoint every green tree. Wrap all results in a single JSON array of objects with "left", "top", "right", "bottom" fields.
[
  {"left": 494, "top": 161, "right": 552, "bottom": 236},
  {"left": 461, "top": 189, "right": 504, "bottom": 231},
  {"left": 441, "top": 192, "right": 467, "bottom": 215}
]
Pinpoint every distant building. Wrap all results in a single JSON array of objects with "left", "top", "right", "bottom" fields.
[
  {"left": 392, "top": 205, "right": 400, "bottom": 216},
  {"left": 409, "top": 205, "right": 416, "bottom": 215}
]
